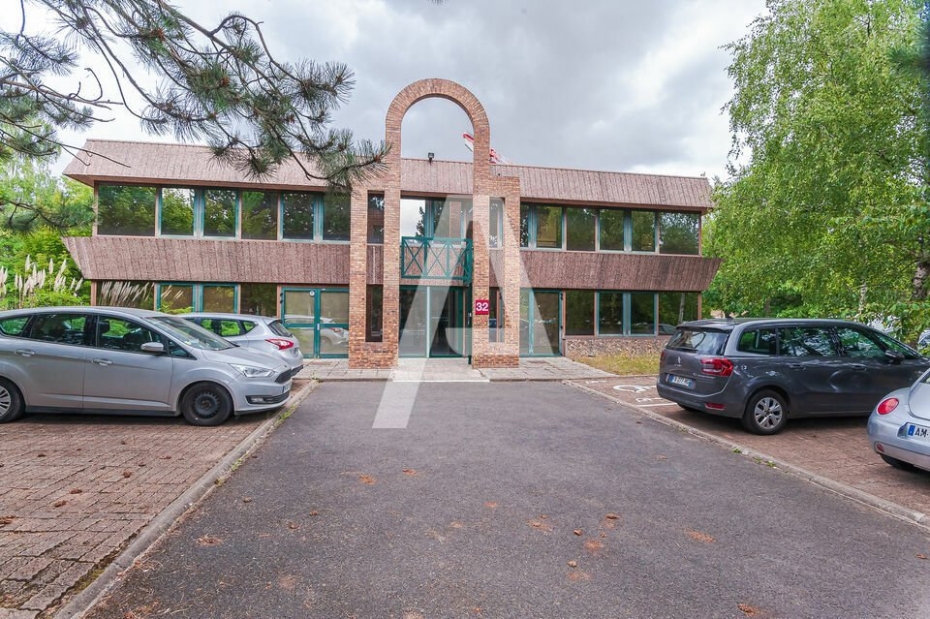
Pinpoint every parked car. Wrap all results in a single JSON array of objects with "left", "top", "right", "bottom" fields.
[
  {"left": 0, "top": 307, "right": 293, "bottom": 426},
  {"left": 181, "top": 312, "right": 304, "bottom": 378},
  {"left": 868, "top": 369, "right": 930, "bottom": 472},
  {"left": 657, "top": 318, "right": 930, "bottom": 435}
]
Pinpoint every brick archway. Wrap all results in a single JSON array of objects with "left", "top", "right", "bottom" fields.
[{"left": 348, "top": 79, "right": 520, "bottom": 369}]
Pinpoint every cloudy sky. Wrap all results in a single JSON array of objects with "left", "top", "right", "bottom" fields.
[{"left": 18, "top": 0, "right": 767, "bottom": 180}]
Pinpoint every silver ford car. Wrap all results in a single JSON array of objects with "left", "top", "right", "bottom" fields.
[{"left": 0, "top": 307, "right": 292, "bottom": 426}]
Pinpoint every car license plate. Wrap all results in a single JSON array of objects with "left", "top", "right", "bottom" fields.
[
  {"left": 906, "top": 423, "right": 930, "bottom": 442},
  {"left": 666, "top": 374, "right": 694, "bottom": 389}
]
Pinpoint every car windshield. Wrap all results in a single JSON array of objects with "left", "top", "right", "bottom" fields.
[
  {"left": 149, "top": 316, "right": 234, "bottom": 351},
  {"left": 667, "top": 328, "right": 728, "bottom": 355}
]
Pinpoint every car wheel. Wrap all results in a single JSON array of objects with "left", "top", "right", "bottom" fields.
[
  {"left": 0, "top": 378, "right": 24, "bottom": 423},
  {"left": 880, "top": 454, "right": 915, "bottom": 471},
  {"left": 742, "top": 390, "right": 788, "bottom": 435},
  {"left": 180, "top": 382, "right": 232, "bottom": 426}
]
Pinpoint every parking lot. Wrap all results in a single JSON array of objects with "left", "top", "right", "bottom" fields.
[{"left": 576, "top": 375, "right": 930, "bottom": 518}]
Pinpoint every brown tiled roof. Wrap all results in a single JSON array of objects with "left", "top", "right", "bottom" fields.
[{"left": 65, "top": 140, "right": 712, "bottom": 210}]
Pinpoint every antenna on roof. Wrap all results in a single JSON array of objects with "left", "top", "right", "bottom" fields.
[{"left": 462, "top": 132, "right": 509, "bottom": 164}]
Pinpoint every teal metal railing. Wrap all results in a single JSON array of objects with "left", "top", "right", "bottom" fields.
[{"left": 401, "top": 236, "right": 473, "bottom": 282}]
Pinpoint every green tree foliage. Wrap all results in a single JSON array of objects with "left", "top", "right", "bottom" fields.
[
  {"left": 0, "top": 0, "right": 386, "bottom": 206},
  {"left": 707, "top": 0, "right": 928, "bottom": 340},
  {"left": 0, "top": 157, "right": 92, "bottom": 231}
]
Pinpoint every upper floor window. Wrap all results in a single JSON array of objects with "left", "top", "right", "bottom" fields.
[
  {"left": 368, "top": 194, "right": 385, "bottom": 244},
  {"left": 98, "top": 185, "right": 156, "bottom": 236},
  {"left": 241, "top": 191, "right": 279, "bottom": 240},
  {"left": 566, "top": 208, "right": 596, "bottom": 251},
  {"left": 658, "top": 212, "right": 700, "bottom": 255},
  {"left": 323, "top": 193, "right": 351, "bottom": 241},
  {"left": 282, "top": 192, "right": 314, "bottom": 240}
]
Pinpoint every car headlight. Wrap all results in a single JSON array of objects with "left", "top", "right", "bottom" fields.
[{"left": 229, "top": 363, "right": 275, "bottom": 378}]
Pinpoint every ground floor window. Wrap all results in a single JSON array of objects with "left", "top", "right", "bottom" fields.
[{"left": 156, "top": 283, "right": 237, "bottom": 313}]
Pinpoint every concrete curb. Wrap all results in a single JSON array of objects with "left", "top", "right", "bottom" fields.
[
  {"left": 54, "top": 380, "right": 320, "bottom": 619},
  {"left": 568, "top": 381, "right": 930, "bottom": 531}
]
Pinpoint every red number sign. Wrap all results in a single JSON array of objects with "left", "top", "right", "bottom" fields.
[{"left": 474, "top": 299, "right": 490, "bottom": 315}]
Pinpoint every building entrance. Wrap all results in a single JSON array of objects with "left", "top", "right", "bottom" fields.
[{"left": 399, "top": 286, "right": 468, "bottom": 358}]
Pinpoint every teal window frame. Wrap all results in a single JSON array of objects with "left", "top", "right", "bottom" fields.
[
  {"left": 155, "top": 282, "right": 239, "bottom": 313},
  {"left": 594, "top": 291, "right": 659, "bottom": 336},
  {"left": 520, "top": 204, "right": 565, "bottom": 250}
]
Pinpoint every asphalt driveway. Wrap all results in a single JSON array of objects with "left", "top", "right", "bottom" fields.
[{"left": 85, "top": 381, "right": 930, "bottom": 619}]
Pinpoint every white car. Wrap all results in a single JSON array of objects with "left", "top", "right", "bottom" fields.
[{"left": 181, "top": 313, "right": 304, "bottom": 379}]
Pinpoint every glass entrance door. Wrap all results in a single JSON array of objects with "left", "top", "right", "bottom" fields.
[
  {"left": 520, "top": 289, "right": 562, "bottom": 356},
  {"left": 282, "top": 288, "right": 349, "bottom": 358},
  {"left": 399, "top": 286, "right": 466, "bottom": 357},
  {"left": 282, "top": 289, "right": 315, "bottom": 359}
]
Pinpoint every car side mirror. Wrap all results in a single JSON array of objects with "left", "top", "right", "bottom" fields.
[
  {"left": 885, "top": 349, "right": 905, "bottom": 364},
  {"left": 140, "top": 341, "right": 165, "bottom": 354}
]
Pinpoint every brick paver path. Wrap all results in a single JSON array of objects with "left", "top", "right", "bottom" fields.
[{"left": 0, "top": 413, "right": 266, "bottom": 619}]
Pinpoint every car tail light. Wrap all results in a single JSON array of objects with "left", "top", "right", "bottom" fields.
[
  {"left": 700, "top": 357, "right": 734, "bottom": 377},
  {"left": 266, "top": 338, "right": 295, "bottom": 350},
  {"left": 332, "top": 327, "right": 345, "bottom": 334},
  {"left": 705, "top": 402, "right": 726, "bottom": 411},
  {"left": 876, "top": 397, "right": 899, "bottom": 415},
  {"left": 660, "top": 349, "right": 666, "bottom": 363}
]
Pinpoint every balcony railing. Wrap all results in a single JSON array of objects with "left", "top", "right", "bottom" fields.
[{"left": 401, "top": 236, "right": 473, "bottom": 282}]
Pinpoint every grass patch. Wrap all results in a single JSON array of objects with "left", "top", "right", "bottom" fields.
[{"left": 575, "top": 351, "right": 660, "bottom": 376}]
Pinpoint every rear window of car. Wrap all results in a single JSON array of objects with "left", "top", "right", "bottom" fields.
[
  {"left": 241, "top": 320, "right": 257, "bottom": 334},
  {"left": 268, "top": 320, "right": 292, "bottom": 337},
  {"left": 666, "top": 328, "right": 728, "bottom": 355}
]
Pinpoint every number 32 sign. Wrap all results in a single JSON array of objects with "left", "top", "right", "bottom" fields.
[{"left": 474, "top": 299, "right": 490, "bottom": 315}]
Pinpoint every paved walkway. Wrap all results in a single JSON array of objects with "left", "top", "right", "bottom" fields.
[{"left": 298, "top": 357, "right": 613, "bottom": 382}]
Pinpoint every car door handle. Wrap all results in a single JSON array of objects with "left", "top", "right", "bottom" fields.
[
  {"left": 91, "top": 358, "right": 113, "bottom": 366},
  {"left": 14, "top": 349, "right": 35, "bottom": 357},
  {"left": 849, "top": 364, "right": 867, "bottom": 371},
  {"left": 788, "top": 363, "right": 805, "bottom": 370}
]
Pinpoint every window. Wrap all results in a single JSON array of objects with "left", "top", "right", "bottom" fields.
[
  {"left": 159, "top": 284, "right": 194, "bottom": 312},
  {"left": 659, "top": 212, "right": 700, "bottom": 255},
  {"left": 599, "top": 209, "right": 625, "bottom": 251},
  {"left": 566, "top": 208, "right": 596, "bottom": 252},
  {"left": 631, "top": 211, "right": 656, "bottom": 252},
  {"left": 565, "top": 291, "right": 595, "bottom": 335},
  {"left": 322, "top": 193, "right": 351, "bottom": 241},
  {"left": 520, "top": 204, "right": 530, "bottom": 247},
  {"left": 196, "top": 318, "right": 246, "bottom": 338},
  {"left": 28, "top": 313, "right": 88, "bottom": 345},
  {"left": 629, "top": 292, "right": 656, "bottom": 335},
  {"left": 0, "top": 317, "right": 29, "bottom": 336},
  {"left": 737, "top": 329, "right": 778, "bottom": 355},
  {"left": 535, "top": 205, "right": 563, "bottom": 249},
  {"left": 779, "top": 327, "right": 838, "bottom": 357},
  {"left": 489, "top": 200, "right": 504, "bottom": 248},
  {"left": 96, "top": 317, "right": 160, "bottom": 352},
  {"left": 836, "top": 327, "right": 885, "bottom": 358},
  {"left": 667, "top": 328, "right": 727, "bottom": 355},
  {"left": 368, "top": 195, "right": 384, "bottom": 243},
  {"left": 241, "top": 191, "right": 279, "bottom": 240},
  {"left": 97, "top": 281, "right": 155, "bottom": 309},
  {"left": 98, "top": 185, "right": 156, "bottom": 236},
  {"left": 282, "top": 192, "right": 315, "bottom": 240},
  {"left": 203, "top": 189, "right": 237, "bottom": 237},
  {"left": 160, "top": 187, "right": 195, "bottom": 236},
  {"left": 658, "top": 292, "right": 699, "bottom": 332},
  {"left": 202, "top": 285, "right": 236, "bottom": 312},
  {"left": 241, "top": 284, "right": 277, "bottom": 316},
  {"left": 597, "top": 292, "right": 624, "bottom": 335},
  {"left": 367, "top": 285, "right": 383, "bottom": 342}
]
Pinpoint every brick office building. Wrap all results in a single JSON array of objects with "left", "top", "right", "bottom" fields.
[{"left": 62, "top": 79, "right": 720, "bottom": 369}]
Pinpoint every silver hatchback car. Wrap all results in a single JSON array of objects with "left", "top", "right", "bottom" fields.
[
  {"left": 181, "top": 312, "right": 304, "bottom": 378},
  {"left": 0, "top": 307, "right": 292, "bottom": 426}
]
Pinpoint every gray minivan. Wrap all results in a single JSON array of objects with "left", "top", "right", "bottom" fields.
[
  {"left": 657, "top": 319, "right": 929, "bottom": 434},
  {"left": 0, "top": 307, "right": 292, "bottom": 426}
]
